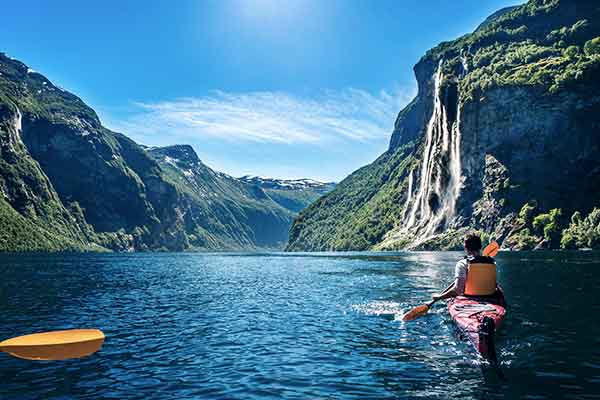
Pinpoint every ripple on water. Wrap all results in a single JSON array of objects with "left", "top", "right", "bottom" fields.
[{"left": 351, "top": 301, "right": 403, "bottom": 318}]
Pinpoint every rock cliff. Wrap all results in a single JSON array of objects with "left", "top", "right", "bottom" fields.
[{"left": 287, "top": 0, "right": 600, "bottom": 251}]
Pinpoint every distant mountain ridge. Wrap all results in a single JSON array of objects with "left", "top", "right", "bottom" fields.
[
  {"left": 0, "top": 54, "right": 329, "bottom": 252},
  {"left": 238, "top": 176, "right": 334, "bottom": 191},
  {"left": 238, "top": 176, "right": 335, "bottom": 213}
]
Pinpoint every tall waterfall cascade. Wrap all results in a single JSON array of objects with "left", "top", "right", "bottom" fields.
[
  {"left": 402, "top": 169, "right": 414, "bottom": 220},
  {"left": 7, "top": 108, "right": 23, "bottom": 152},
  {"left": 403, "top": 60, "right": 464, "bottom": 241},
  {"left": 15, "top": 108, "right": 22, "bottom": 133}
]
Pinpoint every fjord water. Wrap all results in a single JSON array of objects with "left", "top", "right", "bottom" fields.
[{"left": 1, "top": 252, "right": 599, "bottom": 399}]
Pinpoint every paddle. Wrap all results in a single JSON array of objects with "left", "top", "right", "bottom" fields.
[
  {"left": 0, "top": 329, "right": 105, "bottom": 361},
  {"left": 402, "top": 241, "right": 500, "bottom": 321},
  {"left": 484, "top": 240, "right": 500, "bottom": 258},
  {"left": 401, "top": 288, "right": 448, "bottom": 322}
]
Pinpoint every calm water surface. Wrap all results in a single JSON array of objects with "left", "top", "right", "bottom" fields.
[{"left": 0, "top": 251, "right": 599, "bottom": 399}]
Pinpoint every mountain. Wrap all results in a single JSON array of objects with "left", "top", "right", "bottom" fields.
[
  {"left": 0, "top": 54, "right": 325, "bottom": 252},
  {"left": 238, "top": 176, "right": 335, "bottom": 213},
  {"left": 145, "top": 145, "right": 294, "bottom": 250},
  {"left": 287, "top": 0, "right": 600, "bottom": 251},
  {"left": 475, "top": 6, "right": 519, "bottom": 31}
]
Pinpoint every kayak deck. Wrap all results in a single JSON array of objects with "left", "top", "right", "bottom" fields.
[{"left": 447, "top": 289, "right": 506, "bottom": 361}]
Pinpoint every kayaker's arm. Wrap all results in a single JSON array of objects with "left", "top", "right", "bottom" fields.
[
  {"left": 432, "top": 259, "right": 468, "bottom": 301},
  {"left": 433, "top": 258, "right": 468, "bottom": 301},
  {"left": 432, "top": 281, "right": 458, "bottom": 301}
]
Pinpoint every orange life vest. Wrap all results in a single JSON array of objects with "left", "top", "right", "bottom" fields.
[{"left": 464, "top": 256, "right": 497, "bottom": 296}]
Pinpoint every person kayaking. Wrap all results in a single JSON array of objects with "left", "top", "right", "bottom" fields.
[
  {"left": 402, "top": 235, "right": 506, "bottom": 364},
  {"left": 431, "top": 233, "right": 506, "bottom": 363},
  {"left": 431, "top": 233, "right": 503, "bottom": 304}
]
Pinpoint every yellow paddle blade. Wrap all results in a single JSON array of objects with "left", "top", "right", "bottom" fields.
[
  {"left": 483, "top": 241, "right": 500, "bottom": 257},
  {"left": 0, "top": 329, "right": 105, "bottom": 361},
  {"left": 402, "top": 304, "right": 430, "bottom": 321}
]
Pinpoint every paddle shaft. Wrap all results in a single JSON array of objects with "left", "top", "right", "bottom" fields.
[{"left": 429, "top": 280, "right": 456, "bottom": 307}]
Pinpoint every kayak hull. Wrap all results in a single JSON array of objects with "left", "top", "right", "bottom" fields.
[{"left": 447, "top": 289, "right": 506, "bottom": 360}]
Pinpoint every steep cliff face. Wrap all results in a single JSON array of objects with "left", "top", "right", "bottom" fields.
[
  {"left": 0, "top": 53, "right": 192, "bottom": 251},
  {"left": 287, "top": 0, "right": 600, "bottom": 251},
  {"left": 0, "top": 54, "right": 321, "bottom": 251},
  {"left": 0, "top": 102, "right": 97, "bottom": 251}
]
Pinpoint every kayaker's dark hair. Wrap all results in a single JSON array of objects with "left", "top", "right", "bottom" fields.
[{"left": 464, "top": 234, "right": 482, "bottom": 252}]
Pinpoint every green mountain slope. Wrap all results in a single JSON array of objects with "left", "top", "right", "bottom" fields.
[
  {"left": 147, "top": 145, "right": 294, "bottom": 249},
  {"left": 287, "top": 0, "right": 600, "bottom": 251},
  {"left": 0, "top": 91, "right": 97, "bottom": 251},
  {"left": 0, "top": 54, "right": 324, "bottom": 252}
]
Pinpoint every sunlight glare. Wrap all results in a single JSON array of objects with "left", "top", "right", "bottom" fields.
[{"left": 237, "top": 0, "right": 309, "bottom": 26}]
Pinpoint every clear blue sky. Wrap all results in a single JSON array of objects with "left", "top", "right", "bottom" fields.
[{"left": 2, "top": 0, "right": 523, "bottom": 181}]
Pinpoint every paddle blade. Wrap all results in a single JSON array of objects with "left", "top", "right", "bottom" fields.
[
  {"left": 402, "top": 305, "right": 430, "bottom": 321},
  {"left": 483, "top": 241, "right": 500, "bottom": 257},
  {"left": 0, "top": 329, "right": 105, "bottom": 361}
]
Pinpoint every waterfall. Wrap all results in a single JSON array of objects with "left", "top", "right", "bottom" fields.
[
  {"left": 403, "top": 169, "right": 414, "bottom": 219},
  {"left": 460, "top": 53, "right": 469, "bottom": 74},
  {"left": 403, "top": 60, "right": 463, "bottom": 241},
  {"left": 7, "top": 108, "right": 23, "bottom": 151},
  {"left": 15, "top": 108, "right": 22, "bottom": 133}
]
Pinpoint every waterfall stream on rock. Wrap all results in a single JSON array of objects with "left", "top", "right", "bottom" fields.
[
  {"left": 403, "top": 61, "right": 463, "bottom": 242},
  {"left": 403, "top": 169, "right": 414, "bottom": 220},
  {"left": 15, "top": 109, "right": 22, "bottom": 133},
  {"left": 8, "top": 108, "right": 23, "bottom": 151}
]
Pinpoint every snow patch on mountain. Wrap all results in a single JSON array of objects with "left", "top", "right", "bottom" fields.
[{"left": 238, "top": 176, "right": 335, "bottom": 191}]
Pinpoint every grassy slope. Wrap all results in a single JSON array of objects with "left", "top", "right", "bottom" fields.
[
  {"left": 0, "top": 198, "right": 97, "bottom": 251},
  {"left": 287, "top": 144, "right": 415, "bottom": 251}
]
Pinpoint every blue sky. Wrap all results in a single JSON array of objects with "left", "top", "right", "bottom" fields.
[{"left": 2, "top": 0, "right": 523, "bottom": 181}]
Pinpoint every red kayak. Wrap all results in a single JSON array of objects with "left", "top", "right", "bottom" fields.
[{"left": 447, "top": 288, "right": 506, "bottom": 363}]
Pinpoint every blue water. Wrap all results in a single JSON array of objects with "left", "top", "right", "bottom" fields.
[{"left": 1, "top": 251, "right": 599, "bottom": 399}]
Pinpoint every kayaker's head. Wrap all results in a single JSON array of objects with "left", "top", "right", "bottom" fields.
[{"left": 464, "top": 234, "right": 482, "bottom": 256}]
